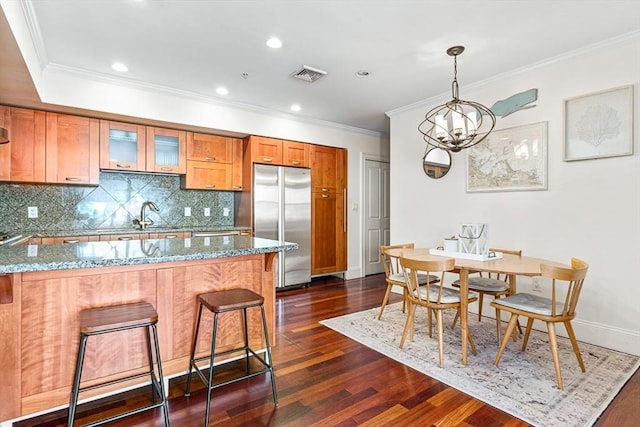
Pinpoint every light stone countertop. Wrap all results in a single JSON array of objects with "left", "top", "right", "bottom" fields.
[{"left": 0, "top": 235, "right": 297, "bottom": 274}]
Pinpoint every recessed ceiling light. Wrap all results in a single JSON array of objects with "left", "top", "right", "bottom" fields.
[
  {"left": 266, "top": 37, "right": 283, "bottom": 49},
  {"left": 111, "top": 62, "right": 128, "bottom": 72},
  {"left": 216, "top": 87, "right": 229, "bottom": 95},
  {"left": 290, "top": 104, "right": 301, "bottom": 112},
  {"left": 355, "top": 70, "right": 370, "bottom": 77}
]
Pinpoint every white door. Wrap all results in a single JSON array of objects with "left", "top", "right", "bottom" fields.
[{"left": 364, "top": 159, "right": 390, "bottom": 275}]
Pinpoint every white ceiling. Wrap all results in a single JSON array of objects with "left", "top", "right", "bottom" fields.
[{"left": 4, "top": 0, "right": 640, "bottom": 135}]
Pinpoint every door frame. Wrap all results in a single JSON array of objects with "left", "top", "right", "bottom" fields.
[{"left": 360, "top": 152, "right": 390, "bottom": 277}]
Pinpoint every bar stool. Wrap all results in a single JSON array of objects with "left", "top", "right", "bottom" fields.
[
  {"left": 184, "top": 288, "right": 277, "bottom": 426},
  {"left": 67, "top": 302, "right": 170, "bottom": 427}
]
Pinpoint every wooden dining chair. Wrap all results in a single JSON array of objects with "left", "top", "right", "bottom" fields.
[
  {"left": 451, "top": 247, "right": 523, "bottom": 343},
  {"left": 492, "top": 258, "right": 589, "bottom": 389},
  {"left": 377, "top": 243, "right": 438, "bottom": 320},
  {"left": 399, "top": 256, "right": 477, "bottom": 368}
]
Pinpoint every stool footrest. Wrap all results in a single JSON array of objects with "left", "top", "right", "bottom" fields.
[
  {"left": 78, "top": 370, "right": 159, "bottom": 394},
  {"left": 80, "top": 400, "right": 167, "bottom": 427}
]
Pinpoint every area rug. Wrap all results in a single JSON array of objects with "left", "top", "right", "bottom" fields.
[{"left": 320, "top": 303, "right": 639, "bottom": 427}]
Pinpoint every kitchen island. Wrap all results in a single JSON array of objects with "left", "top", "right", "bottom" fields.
[{"left": 0, "top": 235, "right": 296, "bottom": 422}]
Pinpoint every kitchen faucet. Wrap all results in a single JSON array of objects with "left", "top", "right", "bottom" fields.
[{"left": 133, "top": 201, "right": 160, "bottom": 230}]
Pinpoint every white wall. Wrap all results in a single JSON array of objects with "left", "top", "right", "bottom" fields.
[
  {"left": 2, "top": 2, "right": 390, "bottom": 280},
  {"left": 388, "top": 33, "right": 640, "bottom": 355}
]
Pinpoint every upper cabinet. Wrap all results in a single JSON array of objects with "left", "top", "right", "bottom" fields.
[
  {"left": 0, "top": 106, "right": 46, "bottom": 183},
  {"left": 99, "top": 122, "right": 186, "bottom": 174},
  {"left": 145, "top": 127, "right": 186, "bottom": 174},
  {"left": 310, "top": 144, "right": 344, "bottom": 193},
  {"left": 187, "top": 133, "right": 233, "bottom": 163},
  {"left": 182, "top": 132, "right": 243, "bottom": 191},
  {"left": 45, "top": 113, "right": 99, "bottom": 185},
  {"left": 251, "top": 136, "right": 282, "bottom": 164},
  {"left": 282, "top": 140, "right": 310, "bottom": 167},
  {"left": 99, "top": 120, "right": 146, "bottom": 171},
  {"left": 249, "top": 136, "right": 309, "bottom": 167}
]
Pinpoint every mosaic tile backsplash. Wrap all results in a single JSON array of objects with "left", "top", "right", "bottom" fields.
[{"left": 0, "top": 172, "right": 234, "bottom": 233}]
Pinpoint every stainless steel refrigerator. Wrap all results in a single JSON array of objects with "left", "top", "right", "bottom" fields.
[{"left": 253, "top": 164, "right": 311, "bottom": 288}]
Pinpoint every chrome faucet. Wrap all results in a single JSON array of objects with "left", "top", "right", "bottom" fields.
[{"left": 133, "top": 201, "right": 160, "bottom": 230}]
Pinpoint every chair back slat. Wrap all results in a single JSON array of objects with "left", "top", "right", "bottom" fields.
[
  {"left": 482, "top": 247, "right": 522, "bottom": 281},
  {"left": 541, "top": 258, "right": 589, "bottom": 317},
  {"left": 400, "top": 257, "right": 454, "bottom": 304},
  {"left": 380, "top": 243, "right": 415, "bottom": 279}
]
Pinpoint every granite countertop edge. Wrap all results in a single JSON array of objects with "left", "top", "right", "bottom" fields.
[{"left": 0, "top": 237, "right": 297, "bottom": 274}]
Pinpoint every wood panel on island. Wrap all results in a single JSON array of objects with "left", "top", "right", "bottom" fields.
[{"left": 0, "top": 244, "right": 284, "bottom": 421}]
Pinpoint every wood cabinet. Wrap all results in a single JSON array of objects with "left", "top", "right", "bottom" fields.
[
  {"left": 147, "top": 231, "right": 190, "bottom": 239},
  {"left": 310, "top": 144, "right": 342, "bottom": 193},
  {"left": 310, "top": 145, "right": 347, "bottom": 275},
  {"left": 282, "top": 140, "right": 310, "bottom": 167},
  {"left": 100, "top": 121, "right": 186, "bottom": 174},
  {"left": 248, "top": 136, "right": 309, "bottom": 167},
  {"left": 99, "top": 233, "right": 146, "bottom": 241},
  {"left": 251, "top": 136, "right": 282, "bottom": 164},
  {"left": 186, "top": 133, "right": 233, "bottom": 163},
  {"left": 146, "top": 127, "right": 186, "bottom": 174},
  {"left": 45, "top": 113, "right": 99, "bottom": 185},
  {"left": 99, "top": 120, "right": 146, "bottom": 171},
  {"left": 40, "top": 235, "right": 99, "bottom": 244},
  {"left": 183, "top": 133, "right": 243, "bottom": 191},
  {"left": 0, "top": 106, "right": 46, "bottom": 183}
]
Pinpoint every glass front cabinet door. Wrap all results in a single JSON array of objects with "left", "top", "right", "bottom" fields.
[
  {"left": 99, "top": 120, "right": 146, "bottom": 171},
  {"left": 146, "top": 127, "right": 186, "bottom": 174}
]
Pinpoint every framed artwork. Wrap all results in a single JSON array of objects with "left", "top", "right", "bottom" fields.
[
  {"left": 564, "top": 85, "right": 633, "bottom": 161},
  {"left": 466, "top": 121, "right": 548, "bottom": 193}
]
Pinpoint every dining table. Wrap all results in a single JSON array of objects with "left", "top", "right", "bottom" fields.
[{"left": 385, "top": 247, "right": 567, "bottom": 365}]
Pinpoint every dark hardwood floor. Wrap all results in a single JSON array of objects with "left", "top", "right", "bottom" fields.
[{"left": 17, "top": 274, "right": 638, "bottom": 426}]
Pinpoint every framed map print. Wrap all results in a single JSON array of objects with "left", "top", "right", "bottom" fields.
[
  {"left": 564, "top": 85, "right": 633, "bottom": 161},
  {"left": 466, "top": 121, "right": 548, "bottom": 193}
]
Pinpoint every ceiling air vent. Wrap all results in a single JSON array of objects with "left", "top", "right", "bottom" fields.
[{"left": 290, "top": 65, "right": 327, "bottom": 83}]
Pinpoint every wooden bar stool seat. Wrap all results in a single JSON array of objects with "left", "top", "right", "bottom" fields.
[
  {"left": 185, "top": 288, "right": 277, "bottom": 426},
  {"left": 67, "top": 302, "right": 170, "bottom": 427}
]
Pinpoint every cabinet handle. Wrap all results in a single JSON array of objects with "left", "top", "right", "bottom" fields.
[
  {"left": 343, "top": 188, "right": 347, "bottom": 233},
  {"left": 291, "top": 161, "right": 301, "bottom": 165},
  {"left": 205, "top": 184, "right": 215, "bottom": 188},
  {"left": 65, "top": 177, "right": 81, "bottom": 182},
  {"left": 205, "top": 156, "right": 215, "bottom": 161},
  {"left": 116, "top": 164, "right": 131, "bottom": 169},
  {"left": 118, "top": 236, "right": 133, "bottom": 241},
  {"left": 321, "top": 188, "right": 329, "bottom": 192},
  {"left": 322, "top": 194, "right": 329, "bottom": 198},
  {"left": 263, "top": 157, "right": 273, "bottom": 162},
  {"left": 232, "top": 185, "right": 242, "bottom": 189},
  {"left": 165, "top": 235, "right": 177, "bottom": 239},
  {"left": 63, "top": 239, "right": 79, "bottom": 244},
  {"left": 160, "top": 167, "right": 173, "bottom": 171}
]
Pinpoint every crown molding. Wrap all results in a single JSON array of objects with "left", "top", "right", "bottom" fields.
[{"left": 386, "top": 30, "right": 640, "bottom": 118}]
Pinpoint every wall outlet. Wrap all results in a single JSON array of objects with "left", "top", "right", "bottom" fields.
[
  {"left": 184, "top": 207, "right": 191, "bottom": 217},
  {"left": 204, "top": 207, "right": 211, "bottom": 217},
  {"left": 223, "top": 208, "right": 230, "bottom": 217},
  {"left": 27, "top": 206, "right": 38, "bottom": 218},
  {"left": 532, "top": 278, "right": 542, "bottom": 293}
]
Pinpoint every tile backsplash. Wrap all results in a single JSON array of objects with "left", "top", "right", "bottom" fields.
[{"left": 0, "top": 172, "right": 234, "bottom": 233}]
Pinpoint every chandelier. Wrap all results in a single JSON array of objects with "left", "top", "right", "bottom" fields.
[{"left": 418, "top": 46, "right": 496, "bottom": 153}]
